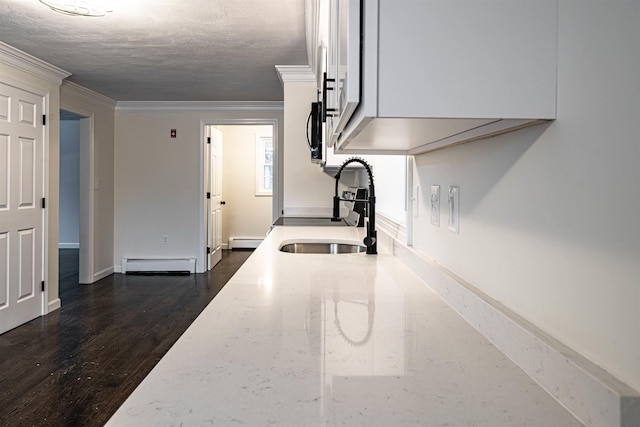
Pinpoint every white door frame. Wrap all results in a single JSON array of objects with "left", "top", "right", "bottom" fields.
[
  {"left": 198, "top": 118, "right": 279, "bottom": 273},
  {"left": 59, "top": 104, "right": 95, "bottom": 284}
]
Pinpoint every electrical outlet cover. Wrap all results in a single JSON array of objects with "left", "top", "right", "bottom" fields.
[{"left": 430, "top": 185, "right": 440, "bottom": 226}]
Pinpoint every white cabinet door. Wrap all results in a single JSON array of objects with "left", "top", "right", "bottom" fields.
[
  {"left": 334, "top": 0, "right": 360, "bottom": 134},
  {"left": 325, "top": 0, "right": 339, "bottom": 146},
  {"left": 0, "top": 82, "right": 45, "bottom": 334},
  {"left": 326, "top": 0, "right": 361, "bottom": 145}
]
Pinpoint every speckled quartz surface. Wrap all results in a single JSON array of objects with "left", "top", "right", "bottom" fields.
[{"left": 106, "top": 226, "right": 582, "bottom": 426}]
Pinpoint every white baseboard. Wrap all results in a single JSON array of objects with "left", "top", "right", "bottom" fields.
[
  {"left": 228, "top": 238, "right": 263, "bottom": 249},
  {"left": 58, "top": 242, "right": 79, "bottom": 249},
  {"left": 47, "top": 298, "right": 61, "bottom": 312},
  {"left": 381, "top": 229, "right": 640, "bottom": 427},
  {"left": 94, "top": 266, "right": 114, "bottom": 281},
  {"left": 121, "top": 258, "right": 196, "bottom": 274}
]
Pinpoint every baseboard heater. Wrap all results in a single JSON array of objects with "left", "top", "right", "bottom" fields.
[
  {"left": 228, "top": 237, "right": 263, "bottom": 250},
  {"left": 121, "top": 258, "right": 196, "bottom": 275}
]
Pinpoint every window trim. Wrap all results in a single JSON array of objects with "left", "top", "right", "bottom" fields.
[{"left": 255, "top": 134, "right": 273, "bottom": 196}]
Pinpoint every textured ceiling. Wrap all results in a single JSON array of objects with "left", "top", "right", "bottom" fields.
[{"left": 0, "top": 0, "right": 308, "bottom": 101}]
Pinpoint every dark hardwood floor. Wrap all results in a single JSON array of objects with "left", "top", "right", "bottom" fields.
[{"left": 0, "top": 249, "right": 252, "bottom": 427}]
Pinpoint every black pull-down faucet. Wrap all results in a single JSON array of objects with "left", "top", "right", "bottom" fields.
[{"left": 331, "top": 157, "right": 377, "bottom": 254}]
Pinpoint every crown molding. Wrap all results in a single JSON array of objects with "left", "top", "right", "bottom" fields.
[
  {"left": 275, "top": 65, "right": 315, "bottom": 86},
  {"left": 61, "top": 81, "right": 117, "bottom": 110},
  {"left": 0, "top": 42, "right": 70, "bottom": 86},
  {"left": 115, "top": 101, "right": 284, "bottom": 112}
]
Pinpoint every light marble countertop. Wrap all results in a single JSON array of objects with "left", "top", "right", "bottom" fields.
[{"left": 107, "top": 226, "right": 582, "bottom": 426}]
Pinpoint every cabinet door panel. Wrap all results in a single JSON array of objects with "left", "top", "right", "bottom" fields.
[{"left": 334, "top": 0, "right": 360, "bottom": 134}]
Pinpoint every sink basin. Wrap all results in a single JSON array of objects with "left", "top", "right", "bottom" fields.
[{"left": 279, "top": 241, "right": 366, "bottom": 254}]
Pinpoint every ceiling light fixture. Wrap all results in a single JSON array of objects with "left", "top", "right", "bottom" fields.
[{"left": 39, "top": 0, "right": 113, "bottom": 17}]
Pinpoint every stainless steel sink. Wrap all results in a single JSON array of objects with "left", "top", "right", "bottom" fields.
[{"left": 279, "top": 241, "right": 366, "bottom": 254}]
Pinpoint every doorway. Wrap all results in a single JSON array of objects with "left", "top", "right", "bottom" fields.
[
  {"left": 199, "top": 120, "right": 278, "bottom": 271},
  {"left": 59, "top": 113, "right": 81, "bottom": 290},
  {"left": 59, "top": 109, "right": 93, "bottom": 285}
]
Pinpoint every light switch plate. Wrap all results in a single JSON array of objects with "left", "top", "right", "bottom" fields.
[
  {"left": 430, "top": 185, "right": 440, "bottom": 226},
  {"left": 448, "top": 186, "right": 459, "bottom": 233}
]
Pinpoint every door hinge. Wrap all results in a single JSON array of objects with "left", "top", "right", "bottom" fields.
[
  {"left": 206, "top": 192, "right": 211, "bottom": 199},
  {"left": 41, "top": 281, "right": 45, "bottom": 292},
  {"left": 42, "top": 115, "right": 46, "bottom": 126},
  {"left": 207, "top": 247, "right": 211, "bottom": 254},
  {"left": 207, "top": 137, "right": 211, "bottom": 144},
  {"left": 41, "top": 198, "right": 46, "bottom": 209}
]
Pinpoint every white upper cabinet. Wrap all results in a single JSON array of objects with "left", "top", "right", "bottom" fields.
[{"left": 316, "top": 0, "right": 558, "bottom": 155}]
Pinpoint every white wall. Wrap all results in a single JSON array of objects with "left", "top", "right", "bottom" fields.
[
  {"left": 59, "top": 120, "right": 80, "bottom": 247},
  {"left": 114, "top": 106, "right": 283, "bottom": 273},
  {"left": 282, "top": 80, "right": 353, "bottom": 216},
  {"left": 410, "top": 1, "right": 640, "bottom": 391},
  {"left": 217, "top": 125, "right": 273, "bottom": 244}
]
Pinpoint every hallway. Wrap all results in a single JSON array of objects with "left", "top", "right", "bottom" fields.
[{"left": 0, "top": 249, "right": 252, "bottom": 426}]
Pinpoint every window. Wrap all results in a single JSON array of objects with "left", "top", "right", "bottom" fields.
[
  {"left": 256, "top": 135, "right": 273, "bottom": 196},
  {"left": 369, "top": 155, "right": 407, "bottom": 224}
]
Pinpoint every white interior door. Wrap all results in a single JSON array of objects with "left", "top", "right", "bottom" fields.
[
  {"left": 0, "top": 82, "right": 45, "bottom": 334},
  {"left": 206, "top": 126, "right": 223, "bottom": 270}
]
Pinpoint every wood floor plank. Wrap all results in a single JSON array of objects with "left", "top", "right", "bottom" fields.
[{"left": 0, "top": 249, "right": 252, "bottom": 426}]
